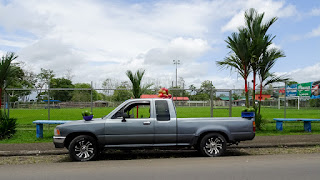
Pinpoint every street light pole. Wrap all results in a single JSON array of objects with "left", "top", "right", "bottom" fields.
[{"left": 173, "top": 60, "right": 180, "bottom": 87}]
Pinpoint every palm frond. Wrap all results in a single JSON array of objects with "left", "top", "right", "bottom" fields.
[
  {"left": 0, "top": 52, "right": 18, "bottom": 88},
  {"left": 262, "top": 73, "right": 290, "bottom": 87},
  {"left": 126, "top": 69, "right": 146, "bottom": 98}
]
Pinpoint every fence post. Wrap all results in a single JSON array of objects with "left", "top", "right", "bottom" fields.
[
  {"left": 210, "top": 82, "right": 213, "bottom": 117},
  {"left": 3, "top": 80, "right": 9, "bottom": 117},
  {"left": 6, "top": 91, "right": 10, "bottom": 118},
  {"left": 229, "top": 90, "right": 232, "bottom": 117},
  {"left": 48, "top": 83, "right": 50, "bottom": 120},
  {"left": 91, "top": 81, "right": 93, "bottom": 113},
  {"left": 284, "top": 81, "right": 287, "bottom": 118},
  {"left": 3, "top": 88, "right": 6, "bottom": 115}
]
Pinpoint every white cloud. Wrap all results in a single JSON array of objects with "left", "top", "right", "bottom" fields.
[
  {"left": 144, "top": 37, "right": 210, "bottom": 65},
  {"left": 0, "top": 38, "right": 33, "bottom": 48},
  {"left": 0, "top": 50, "right": 4, "bottom": 57},
  {"left": 221, "top": 0, "right": 297, "bottom": 32},
  {"left": 0, "top": 1, "right": 52, "bottom": 36},
  {"left": 307, "top": 25, "right": 320, "bottom": 37},
  {"left": 0, "top": 0, "right": 314, "bottom": 91},
  {"left": 268, "top": 43, "right": 281, "bottom": 50},
  {"left": 18, "top": 38, "right": 86, "bottom": 76},
  {"left": 310, "top": 8, "right": 320, "bottom": 16},
  {"left": 276, "top": 63, "right": 320, "bottom": 83}
]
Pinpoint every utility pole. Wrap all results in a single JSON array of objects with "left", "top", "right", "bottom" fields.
[{"left": 173, "top": 60, "right": 180, "bottom": 87}]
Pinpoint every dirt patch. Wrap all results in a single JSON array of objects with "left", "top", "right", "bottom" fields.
[{"left": 1, "top": 146, "right": 319, "bottom": 165}]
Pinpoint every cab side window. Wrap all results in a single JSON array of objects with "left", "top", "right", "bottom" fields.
[
  {"left": 112, "top": 102, "right": 150, "bottom": 119},
  {"left": 155, "top": 100, "right": 170, "bottom": 121}
]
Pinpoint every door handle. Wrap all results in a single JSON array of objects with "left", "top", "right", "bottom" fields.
[{"left": 143, "top": 121, "right": 151, "bottom": 125}]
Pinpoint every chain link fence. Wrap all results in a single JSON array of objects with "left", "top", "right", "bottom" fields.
[{"left": 1, "top": 87, "right": 319, "bottom": 123}]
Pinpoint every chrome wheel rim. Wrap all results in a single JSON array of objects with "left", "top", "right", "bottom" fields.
[
  {"left": 204, "top": 137, "right": 224, "bottom": 155},
  {"left": 74, "top": 139, "right": 94, "bottom": 159}
]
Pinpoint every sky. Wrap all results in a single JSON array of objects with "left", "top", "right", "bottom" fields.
[{"left": 0, "top": 0, "right": 319, "bottom": 89}]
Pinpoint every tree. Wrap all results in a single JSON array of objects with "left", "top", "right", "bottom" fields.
[
  {"left": 102, "top": 78, "right": 113, "bottom": 96},
  {"left": 218, "top": 8, "right": 282, "bottom": 109},
  {"left": 37, "top": 68, "right": 55, "bottom": 88},
  {"left": 126, "top": 69, "right": 152, "bottom": 98},
  {"left": 232, "top": 93, "right": 240, "bottom": 100},
  {"left": 50, "top": 78, "right": 74, "bottom": 101},
  {"left": 199, "top": 80, "right": 216, "bottom": 96},
  {"left": 217, "top": 28, "right": 251, "bottom": 107},
  {"left": 6, "top": 63, "right": 36, "bottom": 102},
  {"left": 244, "top": 8, "right": 277, "bottom": 108},
  {"left": 190, "top": 93, "right": 210, "bottom": 101},
  {"left": 189, "top": 84, "right": 197, "bottom": 95},
  {"left": 36, "top": 68, "right": 55, "bottom": 101},
  {"left": 112, "top": 85, "right": 132, "bottom": 102},
  {"left": 187, "top": 81, "right": 216, "bottom": 101},
  {"left": 0, "top": 52, "right": 18, "bottom": 109},
  {"left": 257, "top": 48, "right": 287, "bottom": 115},
  {"left": 64, "top": 68, "right": 74, "bottom": 81},
  {"left": 71, "top": 83, "right": 100, "bottom": 102},
  {"left": 0, "top": 52, "right": 18, "bottom": 139}
]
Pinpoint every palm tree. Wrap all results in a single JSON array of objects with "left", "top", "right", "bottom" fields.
[
  {"left": 0, "top": 52, "right": 18, "bottom": 110},
  {"left": 244, "top": 8, "right": 278, "bottom": 108},
  {"left": 257, "top": 48, "right": 287, "bottom": 115},
  {"left": 126, "top": 69, "right": 153, "bottom": 98},
  {"left": 126, "top": 69, "right": 153, "bottom": 118},
  {"left": 217, "top": 28, "right": 251, "bottom": 108}
]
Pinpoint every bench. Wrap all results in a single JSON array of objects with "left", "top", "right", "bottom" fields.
[
  {"left": 32, "top": 120, "right": 72, "bottom": 138},
  {"left": 273, "top": 118, "right": 320, "bottom": 132}
]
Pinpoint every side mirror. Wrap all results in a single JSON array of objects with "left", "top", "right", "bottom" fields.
[
  {"left": 122, "top": 113, "right": 130, "bottom": 118},
  {"left": 122, "top": 113, "right": 130, "bottom": 122}
]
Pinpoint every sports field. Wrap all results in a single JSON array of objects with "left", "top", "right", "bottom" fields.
[{"left": 8, "top": 106, "right": 320, "bottom": 124}]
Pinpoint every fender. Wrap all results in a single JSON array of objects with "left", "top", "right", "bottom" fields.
[{"left": 195, "top": 125, "right": 232, "bottom": 142}]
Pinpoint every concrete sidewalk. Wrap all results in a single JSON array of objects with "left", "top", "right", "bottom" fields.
[{"left": 1, "top": 134, "right": 320, "bottom": 156}]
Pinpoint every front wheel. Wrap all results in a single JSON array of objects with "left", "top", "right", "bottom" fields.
[
  {"left": 199, "top": 133, "right": 226, "bottom": 157},
  {"left": 68, "top": 135, "right": 98, "bottom": 161}
]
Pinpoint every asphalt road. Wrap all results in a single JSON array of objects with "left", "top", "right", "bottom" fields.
[{"left": 1, "top": 153, "right": 320, "bottom": 180}]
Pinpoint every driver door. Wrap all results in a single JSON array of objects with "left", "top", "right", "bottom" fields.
[{"left": 104, "top": 101, "right": 155, "bottom": 146}]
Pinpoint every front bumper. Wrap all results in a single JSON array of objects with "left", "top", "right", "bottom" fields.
[{"left": 53, "top": 136, "right": 66, "bottom": 148}]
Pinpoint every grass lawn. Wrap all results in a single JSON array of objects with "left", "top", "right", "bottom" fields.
[{"left": 1, "top": 106, "right": 319, "bottom": 144}]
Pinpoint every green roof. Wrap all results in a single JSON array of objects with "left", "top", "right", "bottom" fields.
[
  {"left": 220, "top": 97, "right": 234, "bottom": 101},
  {"left": 239, "top": 96, "right": 252, "bottom": 100}
]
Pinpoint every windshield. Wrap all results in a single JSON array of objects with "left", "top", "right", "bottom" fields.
[{"left": 101, "top": 100, "right": 130, "bottom": 119}]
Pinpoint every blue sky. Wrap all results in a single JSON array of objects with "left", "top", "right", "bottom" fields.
[{"left": 0, "top": 0, "right": 319, "bottom": 89}]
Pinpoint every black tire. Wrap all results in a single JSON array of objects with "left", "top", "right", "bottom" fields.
[
  {"left": 198, "top": 133, "right": 226, "bottom": 157},
  {"left": 68, "top": 135, "right": 98, "bottom": 161}
]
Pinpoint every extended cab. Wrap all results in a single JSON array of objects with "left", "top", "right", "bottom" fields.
[{"left": 54, "top": 98, "right": 255, "bottom": 161}]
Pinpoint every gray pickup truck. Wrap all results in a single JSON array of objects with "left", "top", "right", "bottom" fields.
[{"left": 54, "top": 98, "right": 255, "bottom": 161}]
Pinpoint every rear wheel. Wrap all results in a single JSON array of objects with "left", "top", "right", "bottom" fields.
[
  {"left": 68, "top": 135, "right": 98, "bottom": 161},
  {"left": 199, "top": 133, "right": 226, "bottom": 157}
]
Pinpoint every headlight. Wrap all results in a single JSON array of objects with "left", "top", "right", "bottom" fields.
[{"left": 54, "top": 128, "right": 61, "bottom": 136}]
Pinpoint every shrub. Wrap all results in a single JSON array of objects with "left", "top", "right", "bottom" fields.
[
  {"left": 255, "top": 113, "right": 263, "bottom": 130},
  {"left": 309, "top": 99, "right": 320, "bottom": 107},
  {"left": 0, "top": 111, "right": 17, "bottom": 140},
  {"left": 242, "top": 107, "right": 263, "bottom": 130}
]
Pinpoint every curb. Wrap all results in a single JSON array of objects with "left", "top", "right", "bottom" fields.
[
  {"left": 0, "top": 150, "right": 68, "bottom": 157},
  {"left": 1, "top": 143, "right": 319, "bottom": 157}
]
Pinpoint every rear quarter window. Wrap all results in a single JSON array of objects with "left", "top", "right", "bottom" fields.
[{"left": 155, "top": 100, "right": 170, "bottom": 121}]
